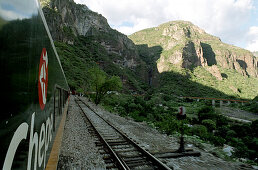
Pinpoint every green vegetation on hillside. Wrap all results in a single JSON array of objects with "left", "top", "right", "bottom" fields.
[
  {"left": 44, "top": 2, "right": 257, "bottom": 163},
  {"left": 191, "top": 67, "right": 258, "bottom": 99},
  {"left": 132, "top": 42, "right": 258, "bottom": 99},
  {"left": 129, "top": 21, "right": 258, "bottom": 100},
  {"left": 101, "top": 92, "right": 258, "bottom": 163},
  {"left": 55, "top": 36, "right": 145, "bottom": 93}
]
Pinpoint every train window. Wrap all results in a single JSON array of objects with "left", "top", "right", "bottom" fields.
[
  {"left": 53, "top": 88, "right": 69, "bottom": 132},
  {"left": 59, "top": 89, "right": 62, "bottom": 115},
  {"left": 62, "top": 89, "right": 64, "bottom": 108},
  {"left": 63, "top": 90, "right": 67, "bottom": 107},
  {"left": 53, "top": 89, "right": 57, "bottom": 131},
  {"left": 62, "top": 90, "right": 67, "bottom": 107}
]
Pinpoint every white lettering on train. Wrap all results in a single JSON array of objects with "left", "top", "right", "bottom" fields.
[
  {"left": 27, "top": 113, "right": 38, "bottom": 170},
  {"left": 3, "top": 123, "right": 28, "bottom": 170},
  {"left": 38, "top": 123, "right": 45, "bottom": 168},
  {"left": 2, "top": 112, "right": 53, "bottom": 170}
]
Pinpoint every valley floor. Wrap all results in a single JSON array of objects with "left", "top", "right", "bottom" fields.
[{"left": 58, "top": 96, "right": 257, "bottom": 170}]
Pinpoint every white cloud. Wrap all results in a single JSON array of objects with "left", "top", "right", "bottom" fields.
[
  {"left": 0, "top": 0, "right": 39, "bottom": 20},
  {"left": 246, "top": 26, "right": 258, "bottom": 52},
  {"left": 74, "top": 0, "right": 255, "bottom": 49},
  {"left": 0, "top": 8, "right": 23, "bottom": 20}
]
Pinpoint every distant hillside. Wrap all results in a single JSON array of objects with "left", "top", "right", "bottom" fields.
[
  {"left": 130, "top": 21, "right": 257, "bottom": 77},
  {"left": 129, "top": 21, "right": 258, "bottom": 99}
]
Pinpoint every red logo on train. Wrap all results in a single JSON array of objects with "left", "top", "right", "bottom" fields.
[{"left": 38, "top": 48, "right": 48, "bottom": 110}]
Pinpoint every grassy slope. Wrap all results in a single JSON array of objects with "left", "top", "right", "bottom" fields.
[{"left": 191, "top": 67, "right": 258, "bottom": 99}]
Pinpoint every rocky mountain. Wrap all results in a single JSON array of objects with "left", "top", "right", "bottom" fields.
[
  {"left": 40, "top": 0, "right": 150, "bottom": 93},
  {"left": 40, "top": 0, "right": 258, "bottom": 99},
  {"left": 37, "top": 2, "right": 258, "bottom": 166},
  {"left": 129, "top": 21, "right": 258, "bottom": 99},
  {"left": 129, "top": 21, "right": 258, "bottom": 78},
  {"left": 41, "top": 0, "right": 140, "bottom": 69}
]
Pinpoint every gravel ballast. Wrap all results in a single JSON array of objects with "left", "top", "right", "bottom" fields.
[{"left": 57, "top": 96, "right": 105, "bottom": 169}]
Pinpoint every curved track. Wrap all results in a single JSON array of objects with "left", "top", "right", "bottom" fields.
[{"left": 75, "top": 97, "right": 172, "bottom": 170}]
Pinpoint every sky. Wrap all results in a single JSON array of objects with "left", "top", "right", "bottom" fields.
[
  {"left": 0, "top": 0, "right": 39, "bottom": 20},
  {"left": 74, "top": 0, "right": 258, "bottom": 52}
]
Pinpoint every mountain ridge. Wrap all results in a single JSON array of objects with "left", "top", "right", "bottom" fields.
[
  {"left": 40, "top": 0, "right": 149, "bottom": 93},
  {"left": 38, "top": 1, "right": 258, "bottom": 166},
  {"left": 40, "top": 0, "right": 258, "bottom": 99},
  {"left": 41, "top": 0, "right": 141, "bottom": 69},
  {"left": 129, "top": 20, "right": 258, "bottom": 78}
]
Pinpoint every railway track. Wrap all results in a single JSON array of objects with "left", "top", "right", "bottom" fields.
[{"left": 74, "top": 97, "right": 172, "bottom": 170}]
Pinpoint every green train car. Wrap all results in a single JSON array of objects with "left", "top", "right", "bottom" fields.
[{"left": 0, "top": 0, "right": 69, "bottom": 169}]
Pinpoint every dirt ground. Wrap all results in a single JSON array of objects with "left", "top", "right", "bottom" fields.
[{"left": 218, "top": 106, "right": 258, "bottom": 122}]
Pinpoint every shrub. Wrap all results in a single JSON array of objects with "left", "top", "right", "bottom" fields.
[
  {"left": 130, "top": 111, "right": 145, "bottom": 122},
  {"left": 198, "top": 112, "right": 218, "bottom": 122},
  {"left": 198, "top": 105, "right": 214, "bottom": 114},
  {"left": 249, "top": 138, "right": 258, "bottom": 161},
  {"left": 210, "top": 135, "right": 226, "bottom": 146},
  {"left": 192, "top": 125, "right": 208, "bottom": 139},
  {"left": 151, "top": 112, "right": 163, "bottom": 121},
  {"left": 216, "top": 115, "right": 229, "bottom": 126},
  {"left": 116, "top": 106, "right": 127, "bottom": 116},
  {"left": 128, "top": 102, "right": 138, "bottom": 112},
  {"left": 215, "top": 125, "right": 230, "bottom": 138},
  {"left": 163, "top": 94, "right": 172, "bottom": 101},
  {"left": 154, "top": 117, "right": 180, "bottom": 135},
  {"left": 189, "top": 117, "right": 199, "bottom": 124},
  {"left": 251, "top": 120, "right": 258, "bottom": 136},
  {"left": 198, "top": 106, "right": 217, "bottom": 122},
  {"left": 226, "top": 130, "right": 237, "bottom": 139},
  {"left": 102, "top": 94, "right": 119, "bottom": 106},
  {"left": 248, "top": 149, "right": 257, "bottom": 161},
  {"left": 230, "top": 138, "right": 249, "bottom": 158},
  {"left": 230, "top": 124, "right": 251, "bottom": 138},
  {"left": 202, "top": 119, "right": 216, "bottom": 132},
  {"left": 139, "top": 110, "right": 147, "bottom": 117}
]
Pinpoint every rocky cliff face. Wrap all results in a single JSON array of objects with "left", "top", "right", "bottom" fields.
[
  {"left": 130, "top": 21, "right": 258, "bottom": 78},
  {"left": 40, "top": 1, "right": 257, "bottom": 98},
  {"left": 41, "top": 0, "right": 139, "bottom": 69}
]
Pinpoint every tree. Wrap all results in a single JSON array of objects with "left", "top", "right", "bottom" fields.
[{"left": 89, "top": 67, "right": 122, "bottom": 105}]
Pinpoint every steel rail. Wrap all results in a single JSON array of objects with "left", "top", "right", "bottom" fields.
[
  {"left": 75, "top": 98, "right": 130, "bottom": 170},
  {"left": 77, "top": 97, "right": 172, "bottom": 170}
]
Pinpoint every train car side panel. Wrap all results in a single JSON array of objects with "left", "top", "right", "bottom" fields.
[{"left": 0, "top": 0, "right": 69, "bottom": 169}]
